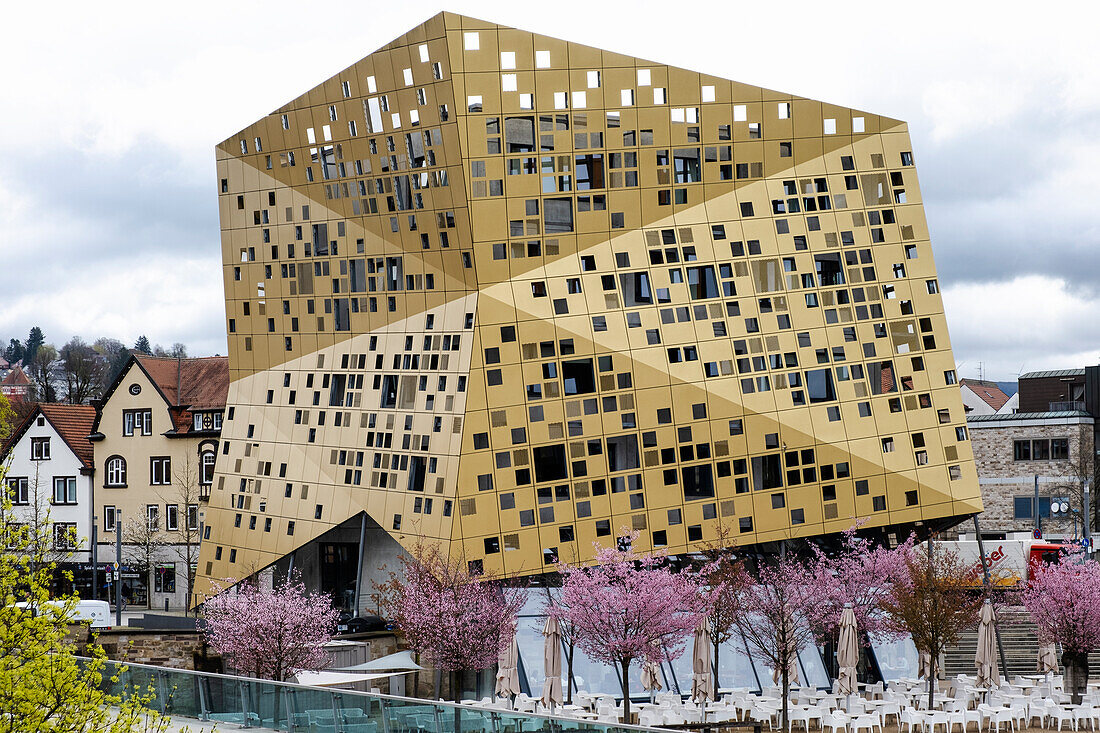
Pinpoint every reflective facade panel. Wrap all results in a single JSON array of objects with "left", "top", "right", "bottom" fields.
[{"left": 196, "top": 13, "right": 980, "bottom": 599}]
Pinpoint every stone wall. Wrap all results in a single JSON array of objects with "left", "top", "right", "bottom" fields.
[
  {"left": 95, "top": 628, "right": 217, "bottom": 671},
  {"left": 967, "top": 417, "right": 1093, "bottom": 537}
]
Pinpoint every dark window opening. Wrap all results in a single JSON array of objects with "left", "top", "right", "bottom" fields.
[
  {"left": 562, "top": 359, "right": 596, "bottom": 395},
  {"left": 682, "top": 464, "right": 715, "bottom": 501},
  {"left": 533, "top": 444, "right": 568, "bottom": 483}
]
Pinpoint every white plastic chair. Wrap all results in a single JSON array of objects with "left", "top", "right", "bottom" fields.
[
  {"left": 1050, "top": 705, "right": 1076, "bottom": 732},
  {"left": 850, "top": 713, "right": 882, "bottom": 733},
  {"left": 987, "top": 707, "right": 1015, "bottom": 733},
  {"left": 899, "top": 708, "right": 920, "bottom": 733},
  {"left": 823, "top": 712, "right": 849, "bottom": 733},
  {"left": 1073, "top": 706, "right": 1098, "bottom": 732}
]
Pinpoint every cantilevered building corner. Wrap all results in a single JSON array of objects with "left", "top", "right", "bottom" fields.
[{"left": 196, "top": 12, "right": 980, "bottom": 605}]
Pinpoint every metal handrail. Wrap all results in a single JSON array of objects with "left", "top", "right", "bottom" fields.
[{"left": 74, "top": 656, "right": 668, "bottom": 732}]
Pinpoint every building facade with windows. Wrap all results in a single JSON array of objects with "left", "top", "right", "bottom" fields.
[
  {"left": 962, "top": 411, "right": 1094, "bottom": 539},
  {"left": 196, "top": 13, "right": 980, "bottom": 606},
  {"left": 0, "top": 366, "right": 32, "bottom": 403},
  {"left": 1, "top": 403, "right": 97, "bottom": 595},
  {"left": 89, "top": 354, "right": 228, "bottom": 609}
]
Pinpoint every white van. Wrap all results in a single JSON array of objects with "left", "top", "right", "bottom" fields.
[
  {"left": 13, "top": 599, "right": 112, "bottom": 629},
  {"left": 71, "top": 600, "right": 111, "bottom": 629}
]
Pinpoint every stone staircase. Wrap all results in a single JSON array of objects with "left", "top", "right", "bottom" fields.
[
  {"left": 942, "top": 606, "right": 1100, "bottom": 679},
  {"left": 943, "top": 606, "right": 1039, "bottom": 678}
]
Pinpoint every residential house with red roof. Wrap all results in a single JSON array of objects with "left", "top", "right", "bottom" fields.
[
  {"left": 88, "top": 354, "right": 229, "bottom": 609},
  {"left": 2, "top": 403, "right": 97, "bottom": 596},
  {"left": 0, "top": 366, "right": 31, "bottom": 402},
  {"left": 960, "top": 378, "right": 1018, "bottom": 416}
]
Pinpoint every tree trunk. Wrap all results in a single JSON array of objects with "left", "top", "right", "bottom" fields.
[
  {"left": 1064, "top": 650, "right": 1090, "bottom": 705},
  {"left": 621, "top": 659, "right": 631, "bottom": 723},
  {"left": 781, "top": 664, "right": 789, "bottom": 733},
  {"left": 927, "top": 651, "right": 935, "bottom": 710},
  {"left": 452, "top": 670, "right": 463, "bottom": 733},
  {"left": 565, "top": 646, "right": 574, "bottom": 705},
  {"left": 714, "top": 638, "right": 721, "bottom": 694}
]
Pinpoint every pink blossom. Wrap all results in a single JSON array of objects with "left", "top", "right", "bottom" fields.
[
  {"left": 736, "top": 556, "right": 817, "bottom": 730},
  {"left": 553, "top": 532, "right": 703, "bottom": 720},
  {"left": 1020, "top": 552, "right": 1100, "bottom": 655},
  {"left": 803, "top": 526, "right": 914, "bottom": 643},
  {"left": 381, "top": 543, "right": 526, "bottom": 674},
  {"left": 201, "top": 575, "right": 340, "bottom": 681}
]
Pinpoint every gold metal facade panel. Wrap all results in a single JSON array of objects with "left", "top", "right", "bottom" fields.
[{"left": 196, "top": 12, "right": 979, "bottom": 598}]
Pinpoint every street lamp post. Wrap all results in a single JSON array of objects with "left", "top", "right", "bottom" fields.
[
  {"left": 115, "top": 510, "right": 122, "bottom": 627},
  {"left": 90, "top": 516, "right": 98, "bottom": 601}
]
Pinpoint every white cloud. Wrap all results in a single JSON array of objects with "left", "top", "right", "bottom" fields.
[
  {"left": 0, "top": 0, "right": 1097, "bottom": 373},
  {"left": 943, "top": 276, "right": 1100, "bottom": 381}
]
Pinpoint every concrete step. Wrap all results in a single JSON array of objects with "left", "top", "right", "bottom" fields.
[{"left": 939, "top": 606, "right": 1100, "bottom": 679}]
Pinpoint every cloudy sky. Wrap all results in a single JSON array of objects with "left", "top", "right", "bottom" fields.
[{"left": 2, "top": 0, "right": 1096, "bottom": 381}]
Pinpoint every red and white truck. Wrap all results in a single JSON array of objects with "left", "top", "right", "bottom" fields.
[{"left": 933, "top": 539, "right": 1068, "bottom": 586}]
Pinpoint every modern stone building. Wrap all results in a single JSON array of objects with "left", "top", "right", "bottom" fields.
[
  {"left": 964, "top": 411, "right": 1094, "bottom": 540},
  {"left": 196, "top": 13, "right": 980, "bottom": 607}
]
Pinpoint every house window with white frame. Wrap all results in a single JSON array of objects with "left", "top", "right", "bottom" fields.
[
  {"left": 31, "top": 437, "right": 50, "bottom": 460},
  {"left": 165, "top": 504, "right": 179, "bottom": 532},
  {"left": 7, "top": 477, "right": 28, "bottom": 505},
  {"left": 105, "top": 456, "right": 127, "bottom": 487},
  {"left": 147, "top": 504, "right": 160, "bottom": 532},
  {"left": 52, "top": 477, "right": 77, "bottom": 505},
  {"left": 186, "top": 504, "right": 199, "bottom": 531},
  {"left": 150, "top": 457, "right": 171, "bottom": 486},
  {"left": 123, "top": 409, "right": 153, "bottom": 436},
  {"left": 200, "top": 450, "right": 216, "bottom": 486},
  {"left": 192, "top": 411, "right": 223, "bottom": 432},
  {"left": 104, "top": 505, "right": 116, "bottom": 532}
]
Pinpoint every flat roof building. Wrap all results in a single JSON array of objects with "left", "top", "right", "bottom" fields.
[{"left": 196, "top": 13, "right": 981, "bottom": 606}]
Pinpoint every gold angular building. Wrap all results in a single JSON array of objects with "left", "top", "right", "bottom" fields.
[{"left": 196, "top": 12, "right": 981, "bottom": 605}]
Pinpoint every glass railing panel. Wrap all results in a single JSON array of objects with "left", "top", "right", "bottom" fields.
[
  {"left": 384, "top": 697, "right": 441, "bottom": 733},
  {"left": 73, "top": 657, "right": 668, "bottom": 733}
]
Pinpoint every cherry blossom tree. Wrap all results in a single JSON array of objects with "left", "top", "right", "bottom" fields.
[
  {"left": 376, "top": 540, "right": 527, "bottom": 701},
  {"left": 803, "top": 527, "right": 914, "bottom": 679},
  {"left": 1020, "top": 551, "right": 1100, "bottom": 702},
  {"left": 201, "top": 573, "right": 340, "bottom": 681},
  {"left": 804, "top": 527, "right": 913, "bottom": 643},
  {"left": 881, "top": 543, "right": 982, "bottom": 709},
  {"left": 555, "top": 532, "right": 702, "bottom": 722},
  {"left": 695, "top": 524, "right": 750, "bottom": 690},
  {"left": 736, "top": 556, "right": 817, "bottom": 731}
]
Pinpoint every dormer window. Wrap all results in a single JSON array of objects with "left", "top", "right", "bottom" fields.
[
  {"left": 123, "top": 409, "right": 152, "bottom": 436},
  {"left": 192, "top": 412, "right": 223, "bottom": 432}
]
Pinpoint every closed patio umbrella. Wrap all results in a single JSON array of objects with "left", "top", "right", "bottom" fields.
[
  {"left": 691, "top": 617, "right": 714, "bottom": 723},
  {"left": 692, "top": 617, "right": 714, "bottom": 705},
  {"left": 641, "top": 660, "right": 663, "bottom": 691},
  {"left": 975, "top": 600, "right": 999, "bottom": 689},
  {"left": 1038, "top": 642, "right": 1058, "bottom": 674},
  {"left": 641, "top": 660, "right": 663, "bottom": 704},
  {"left": 837, "top": 604, "right": 859, "bottom": 700},
  {"left": 496, "top": 620, "right": 521, "bottom": 705},
  {"left": 918, "top": 651, "right": 932, "bottom": 680},
  {"left": 541, "top": 616, "right": 563, "bottom": 710},
  {"left": 772, "top": 648, "right": 800, "bottom": 686}
]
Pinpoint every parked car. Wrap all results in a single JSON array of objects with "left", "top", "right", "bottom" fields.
[{"left": 334, "top": 610, "right": 391, "bottom": 634}]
